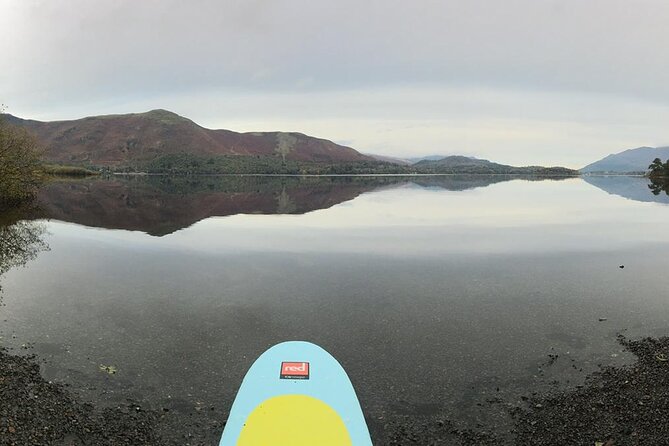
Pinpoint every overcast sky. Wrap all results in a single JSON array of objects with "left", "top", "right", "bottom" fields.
[{"left": 2, "top": 0, "right": 668, "bottom": 167}]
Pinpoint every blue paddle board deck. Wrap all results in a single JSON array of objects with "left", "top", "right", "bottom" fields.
[{"left": 219, "top": 341, "right": 372, "bottom": 445}]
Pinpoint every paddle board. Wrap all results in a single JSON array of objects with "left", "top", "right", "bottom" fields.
[{"left": 219, "top": 341, "right": 372, "bottom": 446}]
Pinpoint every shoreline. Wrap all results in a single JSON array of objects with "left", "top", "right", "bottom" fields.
[
  {"left": 110, "top": 172, "right": 581, "bottom": 178},
  {"left": 0, "top": 347, "right": 223, "bottom": 446},
  {"left": 2, "top": 336, "right": 668, "bottom": 445}
]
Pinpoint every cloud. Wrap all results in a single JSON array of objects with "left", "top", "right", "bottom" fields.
[{"left": 1, "top": 0, "right": 668, "bottom": 165}]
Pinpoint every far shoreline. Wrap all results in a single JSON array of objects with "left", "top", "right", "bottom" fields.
[{"left": 109, "top": 172, "right": 582, "bottom": 178}]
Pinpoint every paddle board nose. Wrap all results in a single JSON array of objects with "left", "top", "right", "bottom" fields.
[{"left": 219, "top": 341, "right": 372, "bottom": 446}]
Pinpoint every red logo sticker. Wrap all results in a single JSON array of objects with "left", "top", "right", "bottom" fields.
[{"left": 280, "top": 361, "right": 310, "bottom": 380}]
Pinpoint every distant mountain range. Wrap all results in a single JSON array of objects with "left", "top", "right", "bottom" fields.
[
  {"left": 3, "top": 109, "right": 372, "bottom": 168},
  {"left": 580, "top": 146, "right": 669, "bottom": 174},
  {"left": 365, "top": 153, "right": 412, "bottom": 165},
  {"left": 412, "top": 155, "right": 576, "bottom": 175},
  {"left": 366, "top": 154, "right": 483, "bottom": 165},
  {"left": 406, "top": 155, "right": 451, "bottom": 164},
  {"left": 365, "top": 153, "right": 576, "bottom": 175}
]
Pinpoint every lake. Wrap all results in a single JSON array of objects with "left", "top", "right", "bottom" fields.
[{"left": 1, "top": 174, "right": 669, "bottom": 444}]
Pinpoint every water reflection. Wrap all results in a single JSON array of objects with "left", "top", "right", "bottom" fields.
[
  {"left": 32, "top": 175, "right": 559, "bottom": 236},
  {"left": 648, "top": 177, "right": 669, "bottom": 196},
  {"left": 583, "top": 175, "right": 669, "bottom": 204},
  {"left": 2, "top": 174, "right": 669, "bottom": 444},
  {"left": 0, "top": 209, "right": 49, "bottom": 299}
]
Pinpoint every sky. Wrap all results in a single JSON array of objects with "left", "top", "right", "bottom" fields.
[{"left": 1, "top": 0, "right": 668, "bottom": 168}]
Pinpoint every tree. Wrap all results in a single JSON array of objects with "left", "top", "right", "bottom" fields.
[
  {"left": 0, "top": 112, "right": 44, "bottom": 207},
  {"left": 648, "top": 158, "right": 664, "bottom": 173},
  {"left": 647, "top": 158, "right": 669, "bottom": 196}
]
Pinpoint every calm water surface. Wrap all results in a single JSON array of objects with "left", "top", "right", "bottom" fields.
[{"left": 1, "top": 175, "right": 669, "bottom": 442}]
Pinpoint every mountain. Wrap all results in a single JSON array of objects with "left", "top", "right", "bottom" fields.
[
  {"left": 413, "top": 155, "right": 577, "bottom": 175},
  {"left": 580, "top": 146, "right": 669, "bottom": 174},
  {"left": 3, "top": 109, "right": 373, "bottom": 168}
]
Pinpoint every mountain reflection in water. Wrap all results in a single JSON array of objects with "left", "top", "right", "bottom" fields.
[
  {"left": 582, "top": 175, "right": 669, "bottom": 205},
  {"left": 31, "top": 175, "right": 566, "bottom": 236}
]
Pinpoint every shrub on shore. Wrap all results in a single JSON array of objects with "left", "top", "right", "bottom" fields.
[{"left": 0, "top": 116, "right": 44, "bottom": 208}]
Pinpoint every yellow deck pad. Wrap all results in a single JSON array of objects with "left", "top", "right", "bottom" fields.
[{"left": 238, "top": 395, "right": 352, "bottom": 446}]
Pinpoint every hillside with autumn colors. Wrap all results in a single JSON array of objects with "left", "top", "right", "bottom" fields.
[{"left": 3, "top": 109, "right": 373, "bottom": 170}]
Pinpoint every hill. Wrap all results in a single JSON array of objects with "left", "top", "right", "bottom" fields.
[
  {"left": 3, "top": 109, "right": 373, "bottom": 169},
  {"left": 413, "top": 156, "right": 577, "bottom": 175},
  {"left": 580, "top": 146, "right": 669, "bottom": 174}
]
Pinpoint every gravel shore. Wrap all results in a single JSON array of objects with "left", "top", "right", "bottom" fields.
[
  {"left": 2, "top": 336, "right": 669, "bottom": 445},
  {"left": 512, "top": 335, "right": 669, "bottom": 446},
  {"left": 0, "top": 350, "right": 160, "bottom": 445},
  {"left": 0, "top": 348, "right": 222, "bottom": 446},
  {"left": 383, "top": 335, "right": 669, "bottom": 445}
]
